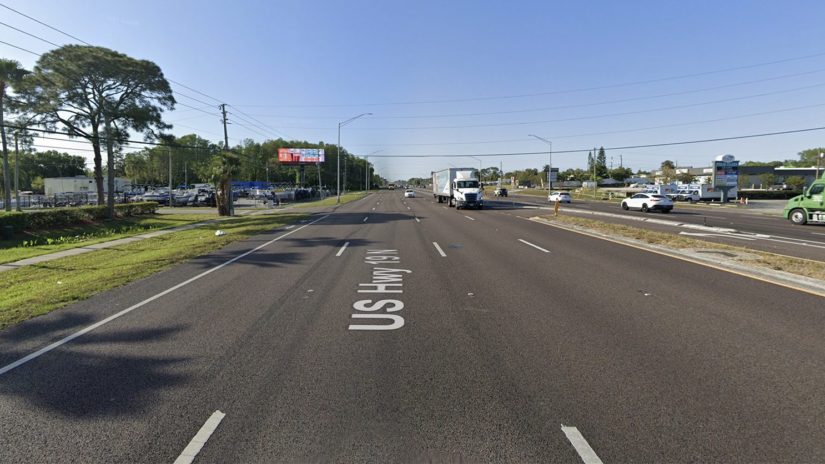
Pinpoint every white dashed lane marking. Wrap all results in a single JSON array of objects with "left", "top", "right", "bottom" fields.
[
  {"left": 518, "top": 239, "right": 550, "bottom": 253},
  {"left": 336, "top": 242, "right": 350, "bottom": 257},
  {"left": 173, "top": 411, "right": 226, "bottom": 464},
  {"left": 561, "top": 426, "right": 603, "bottom": 464},
  {"left": 432, "top": 242, "right": 447, "bottom": 257}
]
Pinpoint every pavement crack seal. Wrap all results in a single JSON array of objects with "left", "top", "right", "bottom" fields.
[
  {"left": 349, "top": 249, "right": 410, "bottom": 331},
  {"left": 529, "top": 216, "right": 825, "bottom": 298}
]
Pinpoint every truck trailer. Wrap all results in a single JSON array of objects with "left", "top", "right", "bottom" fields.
[{"left": 432, "top": 168, "right": 483, "bottom": 209}]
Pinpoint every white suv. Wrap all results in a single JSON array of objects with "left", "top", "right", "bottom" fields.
[
  {"left": 548, "top": 191, "right": 572, "bottom": 203},
  {"left": 621, "top": 193, "right": 673, "bottom": 213}
]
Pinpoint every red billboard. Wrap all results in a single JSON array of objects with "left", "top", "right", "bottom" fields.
[{"left": 278, "top": 148, "right": 325, "bottom": 164}]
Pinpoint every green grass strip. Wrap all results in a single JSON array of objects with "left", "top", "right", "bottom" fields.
[
  {"left": 0, "top": 212, "right": 307, "bottom": 330},
  {"left": 0, "top": 214, "right": 217, "bottom": 265}
]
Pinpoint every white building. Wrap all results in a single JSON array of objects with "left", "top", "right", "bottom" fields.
[{"left": 44, "top": 176, "right": 130, "bottom": 195}]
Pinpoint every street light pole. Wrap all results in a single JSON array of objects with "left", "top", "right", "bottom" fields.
[
  {"left": 365, "top": 150, "right": 384, "bottom": 192},
  {"left": 818, "top": 152, "right": 824, "bottom": 179},
  {"left": 469, "top": 156, "right": 482, "bottom": 183},
  {"left": 528, "top": 134, "right": 553, "bottom": 189},
  {"left": 337, "top": 113, "right": 372, "bottom": 203}
]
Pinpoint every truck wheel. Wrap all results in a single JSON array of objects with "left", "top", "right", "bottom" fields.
[
  {"left": 621, "top": 202, "right": 629, "bottom": 210},
  {"left": 641, "top": 204, "right": 649, "bottom": 212},
  {"left": 789, "top": 208, "right": 808, "bottom": 225}
]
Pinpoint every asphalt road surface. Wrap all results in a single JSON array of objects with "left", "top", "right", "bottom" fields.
[
  {"left": 1, "top": 191, "right": 824, "bottom": 463},
  {"left": 504, "top": 192, "right": 825, "bottom": 261}
]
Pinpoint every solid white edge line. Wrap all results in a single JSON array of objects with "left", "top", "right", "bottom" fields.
[
  {"left": 561, "top": 426, "right": 604, "bottom": 464},
  {"left": 0, "top": 214, "right": 331, "bottom": 377},
  {"left": 464, "top": 215, "right": 475, "bottom": 221},
  {"left": 432, "top": 242, "right": 447, "bottom": 257},
  {"left": 336, "top": 241, "right": 350, "bottom": 257},
  {"left": 518, "top": 238, "right": 550, "bottom": 253},
  {"left": 173, "top": 410, "right": 226, "bottom": 464}
]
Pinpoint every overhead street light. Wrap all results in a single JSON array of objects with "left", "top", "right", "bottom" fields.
[
  {"left": 365, "top": 149, "right": 384, "bottom": 192},
  {"left": 469, "top": 156, "right": 483, "bottom": 182},
  {"left": 338, "top": 113, "right": 372, "bottom": 203},
  {"left": 528, "top": 134, "right": 553, "bottom": 189}
]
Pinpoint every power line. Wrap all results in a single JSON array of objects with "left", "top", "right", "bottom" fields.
[
  {"left": 227, "top": 108, "right": 289, "bottom": 140},
  {"left": 175, "top": 101, "right": 219, "bottom": 116},
  {"left": 231, "top": 51, "right": 825, "bottom": 108},
  {"left": 241, "top": 68, "right": 825, "bottom": 121},
  {"left": 0, "top": 2, "right": 92, "bottom": 45},
  {"left": 1, "top": 124, "right": 222, "bottom": 151},
  {"left": 0, "top": 20, "right": 61, "bottom": 47},
  {"left": 276, "top": 82, "right": 825, "bottom": 131},
  {"left": 0, "top": 39, "right": 40, "bottom": 55},
  {"left": 173, "top": 89, "right": 220, "bottom": 108},
  {"left": 230, "top": 106, "right": 292, "bottom": 139},
  {"left": 365, "top": 126, "right": 825, "bottom": 158}
]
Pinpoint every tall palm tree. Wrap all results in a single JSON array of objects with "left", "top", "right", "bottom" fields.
[{"left": 0, "top": 59, "right": 29, "bottom": 211}]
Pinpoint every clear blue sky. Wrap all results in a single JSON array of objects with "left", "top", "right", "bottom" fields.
[{"left": 3, "top": 0, "right": 825, "bottom": 181}]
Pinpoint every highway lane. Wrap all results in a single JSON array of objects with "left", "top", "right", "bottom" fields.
[
  {"left": 1, "top": 191, "right": 824, "bottom": 462},
  {"left": 498, "top": 192, "right": 825, "bottom": 261}
]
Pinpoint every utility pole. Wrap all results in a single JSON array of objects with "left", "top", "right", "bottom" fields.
[
  {"left": 593, "top": 147, "right": 597, "bottom": 197},
  {"left": 13, "top": 131, "right": 20, "bottom": 211},
  {"left": 184, "top": 162, "right": 188, "bottom": 187},
  {"left": 220, "top": 103, "right": 233, "bottom": 216},
  {"left": 168, "top": 145, "right": 172, "bottom": 207},
  {"left": 317, "top": 161, "right": 322, "bottom": 197},
  {"left": 528, "top": 135, "right": 552, "bottom": 189},
  {"left": 365, "top": 157, "right": 369, "bottom": 192},
  {"left": 620, "top": 154, "right": 623, "bottom": 168}
]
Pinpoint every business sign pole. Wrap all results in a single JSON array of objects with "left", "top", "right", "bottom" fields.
[{"left": 712, "top": 154, "right": 739, "bottom": 203}]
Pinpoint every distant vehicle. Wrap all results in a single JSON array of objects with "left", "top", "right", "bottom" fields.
[
  {"left": 432, "top": 168, "right": 483, "bottom": 210},
  {"left": 548, "top": 191, "right": 572, "bottom": 203},
  {"left": 494, "top": 187, "right": 508, "bottom": 197},
  {"left": 404, "top": 189, "right": 416, "bottom": 198},
  {"left": 783, "top": 173, "right": 825, "bottom": 225},
  {"left": 387, "top": 184, "right": 396, "bottom": 190},
  {"left": 621, "top": 193, "right": 673, "bottom": 213},
  {"left": 669, "top": 189, "right": 700, "bottom": 202}
]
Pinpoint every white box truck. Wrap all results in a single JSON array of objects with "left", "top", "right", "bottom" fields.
[{"left": 432, "top": 168, "right": 483, "bottom": 209}]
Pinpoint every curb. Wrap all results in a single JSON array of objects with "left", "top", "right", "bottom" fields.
[{"left": 530, "top": 216, "right": 825, "bottom": 298}]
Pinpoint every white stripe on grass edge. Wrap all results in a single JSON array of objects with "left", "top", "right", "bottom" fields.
[
  {"left": 173, "top": 411, "right": 226, "bottom": 464},
  {"left": 432, "top": 242, "right": 447, "bottom": 257},
  {"left": 561, "top": 426, "right": 603, "bottom": 464},
  {"left": 0, "top": 215, "right": 330, "bottom": 377}
]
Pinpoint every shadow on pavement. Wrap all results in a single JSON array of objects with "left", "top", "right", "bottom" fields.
[{"left": 0, "top": 316, "right": 191, "bottom": 418}]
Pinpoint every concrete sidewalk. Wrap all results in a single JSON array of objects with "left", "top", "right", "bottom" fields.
[{"left": 0, "top": 219, "right": 219, "bottom": 274}]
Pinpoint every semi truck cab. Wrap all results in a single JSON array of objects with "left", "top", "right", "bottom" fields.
[
  {"left": 783, "top": 174, "right": 825, "bottom": 225},
  {"left": 453, "top": 179, "right": 483, "bottom": 209}
]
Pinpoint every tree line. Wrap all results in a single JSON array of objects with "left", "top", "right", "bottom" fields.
[{"left": 1, "top": 46, "right": 379, "bottom": 217}]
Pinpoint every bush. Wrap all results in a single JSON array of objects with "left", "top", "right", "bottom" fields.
[
  {"left": 0, "top": 212, "right": 27, "bottom": 231},
  {"left": 0, "top": 202, "right": 158, "bottom": 233},
  {"left": 738, "top": 189, "right": 801, "bottom": 200}
]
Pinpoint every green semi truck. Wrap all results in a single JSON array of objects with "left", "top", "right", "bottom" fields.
[{"left": 783, "top": 173, "right": 825, "bottom": 225}]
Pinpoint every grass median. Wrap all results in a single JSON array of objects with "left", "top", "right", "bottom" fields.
[
  {"left": 536, "top": 213, "right": 825, "bottom": 281},
  {"left": 0, "top": 214, "right": 218, "bottom": 265},
  {"left": 0, "top": 211, "right": 308, "bottom": 330},
  {"left": 296, "top": 191, "right": 369, "bottom": 208}
]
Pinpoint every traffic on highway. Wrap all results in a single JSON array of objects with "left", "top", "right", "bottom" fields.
[{"left": 2, "top": 189, "right": 824, "bottom": 463}]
